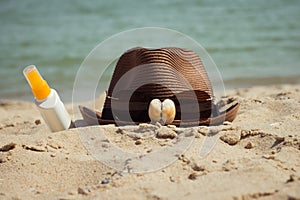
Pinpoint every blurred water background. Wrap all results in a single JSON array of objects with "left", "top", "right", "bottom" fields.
[{"left": 0, "top": 0, "right": 299, "bottom": 102}]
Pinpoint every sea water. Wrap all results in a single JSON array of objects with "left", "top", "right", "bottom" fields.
[{"left": 0, "top": 0, "right": 299, "bottom": 101}]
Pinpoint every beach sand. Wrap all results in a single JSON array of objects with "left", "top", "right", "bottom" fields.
[{"left": 0, "top": 84, "right": 299, "bottom": 200}]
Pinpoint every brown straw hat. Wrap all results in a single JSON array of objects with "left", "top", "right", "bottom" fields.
[{"left": 79, "top": 47, "right": 239, "bottom": 126}]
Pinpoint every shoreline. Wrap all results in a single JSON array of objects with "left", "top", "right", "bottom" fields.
[
  {"left": 2, "top": 75, "right": 300, "bottom": 103},
  {"left": 224, "top": 75, "right": 300, "bottom": 90}
]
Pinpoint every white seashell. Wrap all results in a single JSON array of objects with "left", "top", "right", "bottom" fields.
[
  {"left": 162, "top": 99, "right": 176, "bottom": 125},
  {"left": 148, "top": 99, "right": 162, "bottom": 123}
]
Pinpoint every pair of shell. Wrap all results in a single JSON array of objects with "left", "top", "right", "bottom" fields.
[{"left": 148, "top": 99, "right": 176, "bottom": 125}]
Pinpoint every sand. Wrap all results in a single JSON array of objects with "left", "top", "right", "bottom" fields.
[{"left": 0, "top": 84, "right": 299, "bottom": 200}]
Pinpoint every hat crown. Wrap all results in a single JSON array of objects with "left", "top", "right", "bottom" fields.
[
  {"left": 106, "top": 47, "right": 213, "bottom": 99},
  {"left": 101, "top": 47, "right": 214, "bottom": 122}
]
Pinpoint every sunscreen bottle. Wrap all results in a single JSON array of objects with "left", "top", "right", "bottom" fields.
[{"left": 23, "top": 65, "right": 72, "bottom": 132}]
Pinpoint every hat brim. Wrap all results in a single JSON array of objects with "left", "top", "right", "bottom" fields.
[{"left": 78, "top": 101, "right": 239, "bottom": 127}]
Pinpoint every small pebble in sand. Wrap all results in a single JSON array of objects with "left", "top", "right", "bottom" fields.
[
  {"left": 6, "top": 155, "right": 12, "bottom": 161},
  {"left": 178, "top": 155, "right": 190, "bottom": 164},
  {"left": 146, "top": 149, "right": 152, "bottom": 153},
  {"left": 116, "top": 128, "right": 125, "bottom": 135},
  {"left": 0, "top": 123, "right": 15, "bottom": 130},
  {"left": 169, "top": 176, "right": 175, "bottom": 182},
  {"left": 271, "top": 150, "right": 276, "bottom": 154},
  {"left": 22, "top": 144, "right": 46, "bottom": 152},
  {"left": 275, "top": 136, "right": 285, "bottom": 143},
  {"left": 198, "top": 126, "right": 209, "bottom": 136},
  {"left": 0, "top": 143, "right": 16, "bottom": 152},
  {"left": 34, "top": 119, "right": 41, "bottom": 125},
  {"left": 188, "top": 172, "right": 198, "bottom": 180},
  {"left": 101, "top": 143, "right": 109, "bottom": 148},
  {"left": 244, "top": 142, "right": 254, "bottom": 149},
  {"left": 135, "top": 140, "right": 142, "bottom": 145},
  {"left": 191, "top": 163, "right": 205, "bottom": 172},
  {"left": 156, "top": 126, "right": 177, "bottom": 139},
  {"left": 262, "top": 154, "right": 275, "bottom": 160},
  {"left": 220, "top": 132, "right": 240, "bottom": 145},
  {"left": 101, "top": 178, "right": 110, "bottom": 184},
  {"left": 78, "top": 187, "right": 89, "bottom": 195},
  {"left": 240, "top": 129, "right": 264, "bottom": 139},
  {"left": 0, "top": 155, "right": 4, "bottom": 163},
  {"left": 286, "top": 174, "right": 299, "bottom": 183}
]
